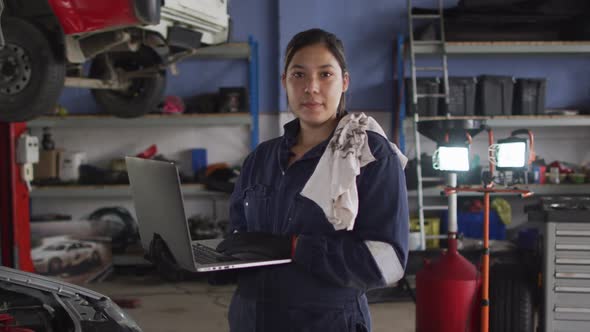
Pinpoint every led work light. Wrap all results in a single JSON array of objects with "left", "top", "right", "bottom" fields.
[
  {"left": 432, "top": 145, "right": 470, "bottom": 172},
  {"left": 488, "top": 129, "right": 535, "bottom": 171}
]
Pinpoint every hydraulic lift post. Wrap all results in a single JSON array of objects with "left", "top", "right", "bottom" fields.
[{"left": 0, "top": 122, "right": 34, "bottom": 271}]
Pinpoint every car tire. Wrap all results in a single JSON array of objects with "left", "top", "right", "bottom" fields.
[
  {"left": 88, "top": 207, "right": 138, "bottom": 254},
  {"left": 489, "top": 262, "right": 535, "bottom": 332},
  {"left": 91, "top": 251, "right": 102, "bottom": 265},
  {"left": 0, "top": 17, "right": 65, "bottom": 122},
  {"left": 90, "top": 47, "right": 166, "bottom": 118},
  {"left": 47, "top": 258, "right": 63, "bottom": 275}
]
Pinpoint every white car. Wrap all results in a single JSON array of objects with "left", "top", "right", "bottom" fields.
[{"left": 32, "top": 240, "right": 102, "bottom": 275}]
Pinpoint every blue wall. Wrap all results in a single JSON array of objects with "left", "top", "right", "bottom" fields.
[
  {"left": 277, "top": 0, "right": 408, "bottom": 112},
  {"left": 59, "top": 0, "right": 590, "bottom": 114}
]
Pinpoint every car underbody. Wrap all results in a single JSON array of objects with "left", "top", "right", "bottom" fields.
[{"left": 0, "top": 0, "right": 230, "bottom": 121}]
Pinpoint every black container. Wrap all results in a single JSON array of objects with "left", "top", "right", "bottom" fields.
[
  {"left": 405, "top": 77, "right": 440, "bottom": 117},
  {"left": 219, "top": 87, "right": 249, "bottom": 113},
  {"left": 441, "top": 77, "right": 477, "bottom": 116},
  {"left": 405, "top": 154, "right": 442, "bottom": 190},
  {"left": 513, "top": 78, "right": 546, "bottom": 115},
  {"left": 458, "top": 0, "right": 529, "bottom": 8},
  {"left": 477, "top": 75, "right": 514, "bottom": 116}
]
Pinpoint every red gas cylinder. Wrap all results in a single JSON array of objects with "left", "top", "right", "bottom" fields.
[{"left": 415, "top": 238, "right": 481, "bottom": 332}]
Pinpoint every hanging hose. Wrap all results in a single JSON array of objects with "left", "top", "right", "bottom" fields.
[
  {"left": 510, "top": 128, "right": 536, "bottom": 164},
  {"left": 481, "top": 191, "right": 490, "bottom": 332},
  {"left": 486, "top": 127, "right": 495, "bottom": 188}
]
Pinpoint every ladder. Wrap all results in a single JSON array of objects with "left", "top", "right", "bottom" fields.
[
  {"left": 0, "top": 0, "right": 4, "bottom": 48},
  {"left": 406, "top": 0, "right": 451, "bottom": 250}
]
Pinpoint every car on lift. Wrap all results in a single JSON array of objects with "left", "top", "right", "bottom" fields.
[
  {"left": 0, "top": 0, "right": 230, "bottom": 122},
  {"left": 0, "top": 265, "right": 143, "bottom": 331}
]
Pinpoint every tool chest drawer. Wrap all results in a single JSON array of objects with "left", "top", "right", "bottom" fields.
[{"left": 545, "top": 221, "right": 590, "bottom": 331}]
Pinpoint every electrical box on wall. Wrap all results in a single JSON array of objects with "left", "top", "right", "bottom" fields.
[{"left": 16, "top": 135, "right": 39, "bottom": 164}]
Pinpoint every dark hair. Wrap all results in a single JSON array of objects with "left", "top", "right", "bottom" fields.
[{"left": 284, "top": 28, "right": 348, "bottom": 116}]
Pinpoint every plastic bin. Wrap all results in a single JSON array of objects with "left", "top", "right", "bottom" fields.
[
  {"left": 476, "top": 75, "right": 514, "bottom": 116},
  {"left": 459, "top": 0, "right": 527, "bottom": 8},
  {"left": 410, "top": 217, "right": 441, "bottom": 249},
  {"left": 513, "top": 78, "right": 546, "bottom": 115},
  {"left": 405, "top": 154, "right": 443, "bottom": 190},
  {"left": 441, "top": 77, "right": 477, "bottom": 116},
  {"left": 441, "top": 211, "right": 506, "bottom": 240},
  {"left": 405, "top": 77, "right": 440, "bottom": 116}
]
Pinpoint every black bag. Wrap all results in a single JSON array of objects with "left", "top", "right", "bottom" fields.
[
  {"left": 458, "top": 0, "right": 530, "bottom": 9},
  {"left": 535, "top": 0, "right": 590, "bottom": 16},
  {"left": 184, "top": 93, "right": 220, "bottom": 114},
  {"left": 414, "top": 0, "right": 587, "bottom": 42}
]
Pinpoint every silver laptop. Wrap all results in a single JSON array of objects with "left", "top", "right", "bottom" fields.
[{"left": 125, "top": 157, "right": 292, "bottom": 272}]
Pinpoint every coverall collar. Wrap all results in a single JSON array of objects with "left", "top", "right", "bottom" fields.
[{"left": 281, "top": 117, "right": 338, "bottom": 162}]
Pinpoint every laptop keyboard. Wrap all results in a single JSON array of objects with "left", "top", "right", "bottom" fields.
[{"left": 192, "top": 244, "right": 236, "bottom": 264}]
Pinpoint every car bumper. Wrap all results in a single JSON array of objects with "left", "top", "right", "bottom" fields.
[{"left": 32, "top": 260, "right": 49, "bottom": 274}]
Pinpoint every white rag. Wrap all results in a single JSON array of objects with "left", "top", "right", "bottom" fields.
[{"left": 300, "top": 113, "right": 408, "bottom": 231}]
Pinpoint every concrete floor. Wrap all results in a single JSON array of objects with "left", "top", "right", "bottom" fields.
[{"left": 88, "top": 273, "right": 415, "bottom": 332}]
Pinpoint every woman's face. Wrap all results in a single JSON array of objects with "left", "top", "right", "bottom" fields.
[{"left": 282, "top": 44, "right": 349, "bottom": 128}]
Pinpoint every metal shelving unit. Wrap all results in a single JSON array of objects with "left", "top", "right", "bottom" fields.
[
  {"left": 27, "top": 39, "right": 260, "bottom": 216},
  {"left": 397, "top": 38, "right": 590, "bottom": 149},
  {"left": 396, "top": 8, "right": 590, "bottom": 251},
  {"left": 413, "top": 41, "right": 590, "bottom": 55},
  {"left": 30, "top": 184, "right": 228, "bottom": 199},
  {"left": 27, "top": 113, "right": 252, "bottom": 128},
  {"left": 408, "top": 184, "right": 590, "bottom": 198},
  {"left": 191, "top": 42, "right": 252, "bottom": 59},
  {"left": 29, "top": 38, "right": 260, "bottom": 148},
  {"left": 411, "top": 114, "right": 590, "bottom": 127}
]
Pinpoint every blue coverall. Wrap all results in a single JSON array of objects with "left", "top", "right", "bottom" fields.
[{"left": 228, "top": 117, "right": 409, "bottom": 332}]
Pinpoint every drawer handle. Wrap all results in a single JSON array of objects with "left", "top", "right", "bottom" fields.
[
  {"left": 555, "top": 272, "right": 590, "bottom": 279},
  {"left": 556, "top": 258, "right": 590, "bottom": 265},
  {"left": 555, "top": 307, "right": 590, "bottom": 314},
  {"left": 556, "top": 244, "right": 590, "bottom": 250},
  {"left": 555, "top": 286, "right": 590, "bottom": 293},
  {"left": 556, "top": 231, "right": 590, "bottom": 236}
]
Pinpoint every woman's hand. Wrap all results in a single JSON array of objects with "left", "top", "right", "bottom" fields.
[{"left": 216, "top": 232, "right": 296, "bottom": 260}]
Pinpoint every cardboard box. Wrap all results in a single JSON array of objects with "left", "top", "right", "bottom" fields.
[{"left": 34, "top": 149, "right": 61, "bottom": 180}]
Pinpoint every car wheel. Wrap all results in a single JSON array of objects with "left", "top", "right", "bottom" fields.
[
  {"left": 91, "top": 251, "right": 102, "bottom": 265},
  {"left": 89, "top": 207, "right": 137, "bottom": 254},
  {"left": 90, "top": 46, "right": 166, "bottom": 118},
  {"left": 47, "top": 258, "right": 63, "bottom": 275},
  {"left": 490, "top": 262, "right": 534, "bottom": 332},
  {"left": 0, "top": 17, "right": 65, "bottom": 122}
]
